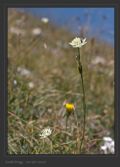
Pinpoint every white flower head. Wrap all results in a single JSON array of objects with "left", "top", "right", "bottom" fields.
[
  {"left": 17, "top": 67, "right": 31, "bottom": 77},
  {"left": 13, "top": 80, "right": 17, "bottom": 86},
  {"left": 28, "top": 82, "right": 34, "bottom": 89},
  {"left": 100, "top": 145, "right": 108, "bottom": 154},
  {"left": 39, "top": 128, "right": 52, "bottom": 139},
  {"left": 100, "top": 136, "right": 115, "bottom": 154},
  {"left": 41, "top": 17, "right": 49, "bottom": 24},
  {"left": 69, "top": 37, "right": 87, "bottom": 48},
  {"left": 10, "top": 27, "right": 25, "bottom": 36},
  {"left": 32, "top": 28, "right": 42, "bottom": 36}
]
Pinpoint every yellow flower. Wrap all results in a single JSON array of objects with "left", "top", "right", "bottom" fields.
[
  {"left": 69, "top": 37, "right": 87, "bottom": 48},
  {"left": 65, "top": 103, "right": 75, "bottom": 113}
]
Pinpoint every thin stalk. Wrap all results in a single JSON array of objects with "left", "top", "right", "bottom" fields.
[
  {"left": 66, "top": 116, "right": 68, "bottom": 130},
  {"left": 48, "top": 137, "right": 53, "bottom": 154},
  {"left": 77, "top": 48, "right": 87, "bottom": 153},
  {"left": 79, "top": 67, "right": 87, "bottom": 152}
]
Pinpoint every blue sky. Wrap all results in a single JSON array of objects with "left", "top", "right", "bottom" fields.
[{"left": 18, "top": 8, "right": 114, "bottom": 45}]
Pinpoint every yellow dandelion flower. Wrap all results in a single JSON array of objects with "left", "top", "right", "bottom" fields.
[{"left": 65, "top": 103, "right": 75, "bottom": 113}]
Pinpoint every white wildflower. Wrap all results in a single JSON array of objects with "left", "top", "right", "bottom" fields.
[
  {"left": 32, "top": 28, "right": 42, "bottom": 36},
  {"left": 91, "top": 56, "right": 106, "bottom": 65},
  {"left": 101, "top": 145, "right": 108, "bottom": 154},
  {"left": 39, "top": 128, "right": 52, "bottom": 139},
  {"left": 108, "top": 70, "right": 114, "bottom": 77},
  {"left": 43, "top": 43, "right": 48, "bottom": 49},
  {"left": 13, "top": 80, "right": 17, "bottom": 86},
  {"left": 41, "top": 17, "right": 49, "bottom": 24},
  {"left": 69, "top": 37, "right": 87, "bottom": 48},
  {"left": 17, "top": 67, "right": 31, "bottom": 77},
  {"left": 100, "top": 136, "right": 115, "bottom": 154},
  {"left": 10, "top": 27, "right": 25, "bottom": 36},
  {"left": 28, "top": 82, "right": 34, "bottom": 89}
]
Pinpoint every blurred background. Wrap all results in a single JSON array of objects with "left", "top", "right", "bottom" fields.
[
  {"left": 19, "top": 8, "right": 114, "bottom": 45},
  {"left": 8, "top": 8, "right": 114, "bottom": 154}
]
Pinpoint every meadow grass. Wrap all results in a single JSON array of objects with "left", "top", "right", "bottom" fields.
[{"left": 8, "top": 9, "right": 114, "bottom": 154}]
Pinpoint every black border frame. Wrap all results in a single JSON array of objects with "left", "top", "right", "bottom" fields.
[{"left": 0, "top": 0, "right": 120, "bottom": 167}]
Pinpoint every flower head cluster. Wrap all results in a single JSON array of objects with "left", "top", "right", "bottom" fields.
[
  {"left": 69, "top": 37, "right": 87, "bottom": 48},
  {"left": 39, "top": 128, "right": 52, "bottom": 139},
  {"left": 100, "top": 137, "right": 115, "bottom": 154},
  {"left": 32, "top": 28, "right": 42, "bottom": 36}
]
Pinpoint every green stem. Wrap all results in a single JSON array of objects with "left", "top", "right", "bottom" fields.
[
  {"left": 66, "top": 116, "right": 68, "bottom": 130},
  {"left": 77, "top": 48, "right": 87, "bottom": 153},
  {"left": 79, "top": 67, "right": 87, "bottom": 152},
  {"left": 48, "top": 137, "right": 53, "bottom": 154},
  {"left": 66, "top": 113, "right": 70, "bottom": 130}
]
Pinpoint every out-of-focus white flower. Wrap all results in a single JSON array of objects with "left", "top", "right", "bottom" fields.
[
  {"left": 32, "top": 28, "right": 42, "bottom": 36},
  {"left": 41, "top": 17, "right": 49, "bottom": 23},
  {"left": 108, "top": 70, "right": 114, "bottom": 77},
  {"left": 10, "top": 27, "right": 25, "bottom": 36},
  {"left": 39, "top": 128, "right": 52, "bottom": 139},
  {"left": 43, "top": 43, "right": 48, "bottom": 49},
  {"left": 69, "top": 37, "right": 87, "bottom": 48},
  {"left": 17, "top": 67, "right": 31, "bottom": 77},
  {"left": 13, "top": 80, "right": 17, "bottom": 86},
  {"left": 28, "top": 82, "right": 34, "bottom": 89},
  {"left": 101, "top": 145, "right": 108, "bottom": 154},
  {"left": 91, "top": 56, "right": 106, "bottom": 65},
  {"left": 100, "top": 136, "right": 115, "bottom": 154}
]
